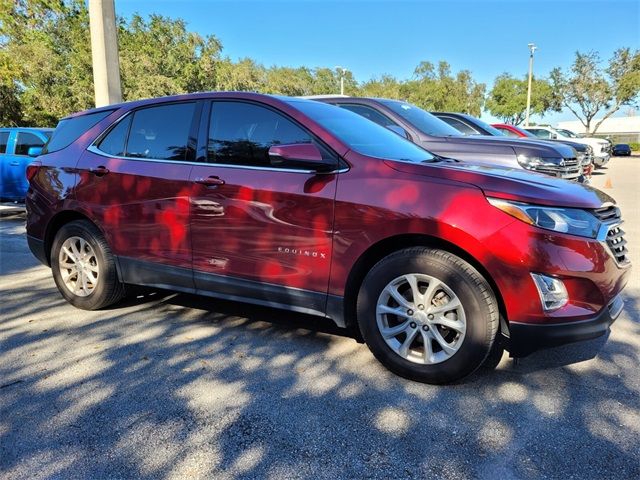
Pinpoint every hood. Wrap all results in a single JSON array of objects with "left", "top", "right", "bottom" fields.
[
  {"left": 384, "top": 159, "right": 613, "bottom": 209},
  {"left": 444, "top": 134, "right": 576, "bottom": 159}
]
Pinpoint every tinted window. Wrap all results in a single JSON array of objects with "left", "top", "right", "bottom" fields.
[
  {"left": 45, "top": 110, "right": 113, "bottom": 153},
  {"left": 208, "top": 102, "right": 312, "bottom": 167},
  {"left": 289, "top": 100, "right": 436, "bottom": 163},
  {"left": 460, "top": 116, "right": 506, "bottom": 136},
  {"left": 126, "top": 103, "right": 195, "bottom": 161},
  {"left": 378, "top": 100, "right": 462, "bottom": 137},
  {"left": 0, "top": 132, "right": 8, "bottom": 154},
  {"left": 528, "top": 128, "right": 551, "bottom": 139},
  {"left": 339, "top": 104, "right": 398, "bottom": 128},
  {"left": 97, "top": 116, "right": 132, "bottom": 156},
  {"left": 439, "top": 116, "right": 480, "bottom": 135},
  {"left": 15, "top": 132, "right": 45, "bottom": 156}
]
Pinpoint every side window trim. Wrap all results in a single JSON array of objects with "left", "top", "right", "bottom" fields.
[{"left": 204, "top": 99, "right": 343, "bottom": 172}]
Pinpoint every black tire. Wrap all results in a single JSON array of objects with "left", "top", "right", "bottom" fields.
[
  {"left": 356, "top": 248, "right": 498, "bottom": 384},
  {"left": 51, "top": 220, "right": 125, "bottom": 310},
  {"left": 481, "top": 338, "right": 505, "bottom": 370}
]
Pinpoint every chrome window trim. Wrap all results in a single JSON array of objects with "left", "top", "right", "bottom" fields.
[{"left": 86, "top": 144, "right": 347, "bottom": 175}]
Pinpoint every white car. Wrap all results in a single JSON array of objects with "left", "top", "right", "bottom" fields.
[{"left": 525, "top": 126, "right": 611, "bottom": 168}]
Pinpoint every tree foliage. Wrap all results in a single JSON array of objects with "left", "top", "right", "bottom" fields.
[
  {"left": 550, "top": 49, "right": 640, "bottom": 134},
  {"left": 486, "top": 73, "right": 560, "bottom": 125},
  {"left": 1, "top": 1, "right": 636, "bottom": 130}
]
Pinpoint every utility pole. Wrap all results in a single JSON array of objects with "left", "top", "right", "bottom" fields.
[
  {"left": 89, "top": 0, "right": 122, "bottom": 107},
  {"left": 335, "top": 66, "right": 348, "bottom": 95},
  {"left": 524, "top": 43, "right": 537, "bottom": 127}
]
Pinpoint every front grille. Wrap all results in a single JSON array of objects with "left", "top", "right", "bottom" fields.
[
  {"left": 592, "top": 205, "right": 630, "bottom": 265},
  {"left": 533, "top": 158, "right": 581, "bottom": 180}
]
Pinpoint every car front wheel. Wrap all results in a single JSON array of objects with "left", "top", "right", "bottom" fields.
[{"left": 357, "top": 248, "right": 499, "bottom": 384}]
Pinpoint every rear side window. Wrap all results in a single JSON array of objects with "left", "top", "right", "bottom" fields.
[
  {"left": 97, "top": 116, "right": 132, "bottom": 156},
  {"left": 339, "top": 104, "right": 398, "bottom": 129},
  {"left": 0, "top": 132, "right": 8, "bottom": 154},
  {"left": 15, "top": 132, "right": 45, "bottom": 156},
  {"left": 45, "top": 110, "right": 113, "bottom": 153},
  {"left": 528, "top": 129, "right": 551, "bottom": 139},
  {"left": 208, "top": 101, "right": 312, "bottom": 167},
  {"left": 125, "top": 103, "right": 195, "bottom": 161},
  {"left": 439, "top": 116, "right": 480, "bottom": 135}
]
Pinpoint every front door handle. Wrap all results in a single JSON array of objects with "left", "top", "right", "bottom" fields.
[
  {"left": 194, "top": 176, "right": 225, "bottom": 187},
  {"left": 89, "top": 166, "right": 110, "bottom": 176},
  {"left": 10, "top": 161, "right": 19, "bottom": 166}
]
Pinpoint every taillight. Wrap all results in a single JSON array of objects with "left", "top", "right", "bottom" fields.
[{"left": 26, "top": 161, "right": 42, "bottom": 182}]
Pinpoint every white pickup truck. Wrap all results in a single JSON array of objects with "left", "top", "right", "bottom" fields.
[{"left": 525, "top": 126, "right": 611, "bottom": 168}]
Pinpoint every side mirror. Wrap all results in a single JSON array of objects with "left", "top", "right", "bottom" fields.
[
  {"left": 550, "top": 133, "right": 558, "bottom": 140},
  {"left": 387, "top": 125, "right": 409, "bottom": 139},
  {"left": 268, "top": 144, "right": 331, "bottom": 171},
  {"left": 28, "top": 146, "right": 43, "bottom": 157}
]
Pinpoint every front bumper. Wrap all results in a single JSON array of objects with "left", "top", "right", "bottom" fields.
[{"left": 507, "top": 294, "right": 624, "bottom": 356}]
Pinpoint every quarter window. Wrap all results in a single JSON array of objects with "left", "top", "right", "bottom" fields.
[
  {"left": 125, "top": 103, "right": 195, "bottom": 161},
  {"left": 208, "top": 102, "right": 313, "bottom": 167},
  {"left": 0, "top": 132, "right": 9, "bottom": 154},
  {"left": 97, "top": 116, "right": 132, "bottom": 156},
  {"left": 15, "top": 132, "right": 45, "bottom": 156}
]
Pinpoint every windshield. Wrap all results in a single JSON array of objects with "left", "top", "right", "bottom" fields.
[
  {"left": 290, "top": 100, "right": 436, "bottom": 163},
  {"left": 378, "top": 100, "right": 462, "bottom": 137},
  {"left": 557, "top": 128, "right": 578, "bottom": 138}
]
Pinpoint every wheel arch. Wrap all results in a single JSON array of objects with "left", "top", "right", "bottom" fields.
[
  {"left": 341, "top": 233, "right": 508, "bottom": 334},
  {"left": 43, "top": 210, "right": 105, "bottom": 265}
]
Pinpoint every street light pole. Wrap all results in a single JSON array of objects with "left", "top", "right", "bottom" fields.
[
  {"left": 524, "top": 43, "right": 537, "bottom": 127},
  {"left": 89, "top": 0, "right": 122, "bottom": 107},
  {"left": 335, "top": 66, "right": 348, "bottom": 95}
]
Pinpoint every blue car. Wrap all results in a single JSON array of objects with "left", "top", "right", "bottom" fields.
[
  {"left": 0, "top": 128, "right": 52, "bottom": 201},
  {"left": 612, "top": 144, "right": 632, "bottom": 156}
]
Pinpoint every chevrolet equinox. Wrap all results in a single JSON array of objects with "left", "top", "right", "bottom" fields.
[{"left": 26, "top": 92, "right": 630, "bottom": 384}]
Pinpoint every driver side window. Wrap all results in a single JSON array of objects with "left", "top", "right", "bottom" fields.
[
  {"left": 529, "top": 129, "right": 551, "bottom": 139},
  {"left": 208, "top": 101, "right": 313, "bottom": 167}
]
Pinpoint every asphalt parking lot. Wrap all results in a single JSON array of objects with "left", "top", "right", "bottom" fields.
[{"left": 1, "top": 157, "right": 639, "bottom": 479}]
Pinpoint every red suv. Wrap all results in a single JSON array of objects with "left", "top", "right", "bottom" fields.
[{"left": 26, "top": 93, "right": 630, "bottom": 384}]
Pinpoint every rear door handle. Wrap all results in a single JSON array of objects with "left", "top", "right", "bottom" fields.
[
  {"left": 10, "top": 161, "right": 19, "bottom": 166},
  {"left": 194, "top": 176, "right": 225, "bottom": 187},
  {"left": 89, "top": 166, "right": 109, "bottom": 176}
]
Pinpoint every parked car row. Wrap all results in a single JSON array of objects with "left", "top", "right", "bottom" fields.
[{"left": 22, "top": 92, "right": 630, "bottom": 384}]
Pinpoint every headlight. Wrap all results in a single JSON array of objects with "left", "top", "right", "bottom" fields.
[
  {"left": 487, "top": 197, "right": 601, "bottom": 238},
  {"left": 516, "top": 154, "right": 563, "bottom": 170},
  {"left": 576, "top": 153, "right": 585, "bottom": 164}
]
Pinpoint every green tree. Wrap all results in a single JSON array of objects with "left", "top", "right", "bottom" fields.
[
  {"left": 402, "top": 61, "right": 486, "bottom": 116},
  {"left": 486, "top": 73, "right": 560, "bottom": 125},
  {"left": 550, "top": 49, "right": 640, "bottom": 134},
  {"left": 359, "top": 75, "right": 404, "bottom": 99}
]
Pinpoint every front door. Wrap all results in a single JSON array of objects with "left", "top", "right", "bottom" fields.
[
  {"left": 190, "top": 100, "right": 338, "bottom": 315},
  {"left": 75, "top": 101, "right": 199, "bottom": 288}
]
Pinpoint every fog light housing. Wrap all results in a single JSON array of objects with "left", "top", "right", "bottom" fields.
[{"left": 531, "top": 273, "right": 568, "bottom": 311}]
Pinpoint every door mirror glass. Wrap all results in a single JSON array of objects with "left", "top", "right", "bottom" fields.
[
  {"left": 28, "top": 146, "right": 43, "bottom": 157},
  {"left": 268, "top": 143, "right": 329, "bottom": 171},
  {"left": 387, "top": 125, "right": 409, "bottom": 139}
]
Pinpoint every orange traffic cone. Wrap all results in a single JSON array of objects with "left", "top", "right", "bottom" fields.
[{"left": 604, "top": 178, "right": 612, "bottom": 189}]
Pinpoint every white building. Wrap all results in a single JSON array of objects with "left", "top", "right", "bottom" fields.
[{"left": 557, "top": 116, "right": 640, "bottom": 143}]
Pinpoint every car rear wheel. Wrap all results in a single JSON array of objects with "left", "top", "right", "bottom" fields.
[
  {"left": 356, "top": 248, "right": 498, "bottom": 384},
  {"left": 51, "top": 220, "right": 125, "bottom": 310}
]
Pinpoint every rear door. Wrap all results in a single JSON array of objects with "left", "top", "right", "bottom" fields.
[
  {"left": 76, "top": 101, "right": 200, "bottom": 289},
  {"left": 189, "top": 100, "right": 339, "bottom": 314}
]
